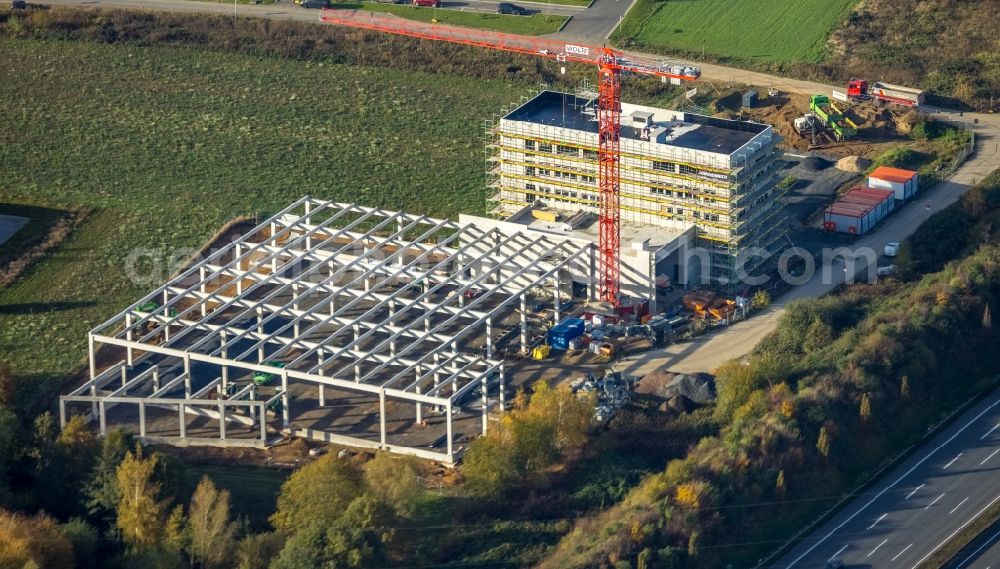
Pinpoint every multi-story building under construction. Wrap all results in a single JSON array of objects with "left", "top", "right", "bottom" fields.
[{"left": 486, "top": 90, "right": 786, "bottom": 291}]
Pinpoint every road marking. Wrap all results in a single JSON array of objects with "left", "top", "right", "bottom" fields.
[
  {"left": 832, "top": 544, "right": 849, "bottom": 558},
  {"left": 911, "top": 494, "right": 1000, "bottom": 569},
  {"left": 982, "top": 448, "right": 1000, "bottom": 465},
  {"left": 891, "top": 543, "right": 913, "bottom": 561},
  {"left": 868, "top": 538, "right": 888, "bottom": 557},
  {"left": 867, "top": 513, "right": 887, "bottom": 530},
  {"left": 949, "top": 496, "right": 970, "bottom": 515},
  {"left": 926, "top": 493, "right": 946, "bottom": 509},
  {"left": 945, "top": 452, "right": 964, "bottom": 469},
  {"left": 778, "top": 396, "right": 1000, "bottom": 569},
  {"left": 981, "top": 422, "right": 1000, "bottom": 439},
  {"left": 906, "top": 484, "right": 925, "bottom": 499}
]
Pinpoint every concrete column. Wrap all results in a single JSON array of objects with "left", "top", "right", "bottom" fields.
[
  {"left": 281, "top": 372, "right": 290, "bottom": 430},
  {"left": 59, "top": 399, "right": 66, "bottom": 428},
  {"left": 199, "top": 266, "right": 207, "bottom": 317},
  {"left": 88, "top": 335, "right": 98, "bottom": 417},
  {"left": 317, "top": 353, "right": 326, "bottom": 407},
  {"left": 178, "top": 403, "right": 186, "bottom": 438},
  {"left": 121, "top": 365, "right": 128, "bottom": 389},
  {"left": 481, "top": 374, "right": 489, "bottom": 435},
  {"left": 499, "top": 363, "right": 506, "bottom": 410},
  {"left": 249, "top": 385, "right": 256, "bottom": 423},
  {"left": 520, "top": 293, "right": 528, "bottom": 353},
  {"left": 415, "top": 380, "right": 422, "bottom": 424},
  {"left": 379, "top": 390, "right": 387, "bottom": 447},
  {"left": 220, "top": 332, "right": 228, "bottom": 390},
  {"left": 125, "top": 313, "right": 134, "bottom": 366},
  {"left": 88, "top": 334, "right": 96, "bottom": 380},
  {"left": 446, "top": 400, "right": 454, "bottom": 458},
  {"left": 219, "top": 403, "right": 226, "bottom": 440},
  {"left": 486, "top": 317, "right": 493, "bottom": 359},
  {"left": 183, "top": 354, "right": 192, "bottom": 397},
  {"left": 98, "top": 400, "right": 106, "bottom": 436},
  {"left": 152, "top": 366, "right": 160, "bottom": 391},
  {"left": 328, "top": 261, "right": 336, "bottom": 315},
  {"left": 256, "top": 308, "right": 265, "bottom": 363},
  {"left": 292, "top": 283, "right": 301, "bottom": 337},
  {"left": 589, "top": 245, "right": 598, "bottom": 301},
  {"left": 259, "top": 403, "right": 267, "bottom": 443},
  {"left": 139, "top": 402, "right": 146, "bottom": 439},
  {"left": 553, "top": 275, "right": 562, "bottom": 323}
]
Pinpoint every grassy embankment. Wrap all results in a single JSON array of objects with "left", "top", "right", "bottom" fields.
[{"left": 612, "top": 0, "right": 1000, "bottom": 110}]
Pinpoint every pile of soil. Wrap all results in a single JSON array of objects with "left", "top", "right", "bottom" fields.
[{"left": 835, "top": 155, "right": 873, "bottom": 173}]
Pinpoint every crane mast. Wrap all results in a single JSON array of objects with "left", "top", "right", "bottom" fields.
[
  {"left": 596, "top": 51, "right": 621, "bottom": 305},
  {"left": 319, "top": 10, "right": 700, "bottom": 309}
]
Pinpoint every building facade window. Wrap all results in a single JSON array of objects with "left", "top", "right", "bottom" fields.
[{"left": 652, "top": 160, "right": 677, "bottom": 172}]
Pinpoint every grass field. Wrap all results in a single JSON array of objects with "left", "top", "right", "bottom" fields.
[
  {"left": 0, "top": 37, "right": 524, "bottom": 380},
  {"left": 333, "top": 2, "right": 568, "bottom": 35},
  {"left": 612, "top": 0, "right": 858, "bottom": 65}
]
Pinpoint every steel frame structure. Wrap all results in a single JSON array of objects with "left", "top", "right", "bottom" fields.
[
  {"left": 61, "top": 198, "right": 591, "bottom": 463},
  {"left": 317, "top": 9, "right": 700, "bottom": 307}
]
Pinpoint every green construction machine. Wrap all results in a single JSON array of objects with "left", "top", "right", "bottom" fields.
[{"left": 809, "top": 95, "right": 858, "bottom": 141}]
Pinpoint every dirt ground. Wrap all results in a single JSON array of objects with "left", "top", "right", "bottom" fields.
[{"left": 717, "top": 89, "right": 925, "bottom": 159}]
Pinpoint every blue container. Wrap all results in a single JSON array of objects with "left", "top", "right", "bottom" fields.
[{"left": 550, "top": 334, "right": 570, "bottom": 351}]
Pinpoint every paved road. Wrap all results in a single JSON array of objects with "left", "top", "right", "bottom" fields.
[
  {"left": 39, "top": 0, "right": 585, "bottom": 19},
  {"left": 771, "top": 390, "right": 1000, "bottom": 569},
  {"left": 551, "top": 0, "right": 633, "bottom": 41},
  {"left": 944, "top": 518, "right": 1000, "bottom": 569}
]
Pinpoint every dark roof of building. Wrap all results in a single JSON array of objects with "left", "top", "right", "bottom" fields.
[{"left": 502, "top": 91, "right": 768, "bottom": 156}]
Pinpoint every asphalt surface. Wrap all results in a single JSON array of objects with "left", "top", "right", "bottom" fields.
[
  {"left": 38, "top": 0, "right": 585, "bottom": 19},
  {"left": 771, "top": 390, "right": 1000, "bottom": 569},
  {"left": 945, "top": 518, "right": 1000, "bottom": 569},
  {"left": 550, "top": 0, "right": 632, "bottom": 41}
]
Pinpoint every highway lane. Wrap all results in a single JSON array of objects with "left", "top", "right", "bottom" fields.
[
  {"left": 946, "top": 519, "right": 1000, "bottom": 569},
  {"left": 771, "top": 390, "right": 1000, "bottom": 568}
]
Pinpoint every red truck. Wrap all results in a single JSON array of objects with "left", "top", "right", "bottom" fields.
[
  {"left": 413, "top": 0, "right": 440, "bottom": 6},
  {"left": 847, "top": 79, "right": 925, "bottom": 107}
]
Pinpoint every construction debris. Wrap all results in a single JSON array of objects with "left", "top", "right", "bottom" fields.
[{"left": 835, "top": 155, "right": 873, "bottom": 173}]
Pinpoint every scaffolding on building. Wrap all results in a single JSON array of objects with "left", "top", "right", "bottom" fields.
[
  {"left": 61, "top": 198, "right": 591, "bottom": 464},
  {"left": 486, "top": 90, "right": 788, "bottom": 290}
]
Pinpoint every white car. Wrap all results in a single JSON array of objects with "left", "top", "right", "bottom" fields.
[{"left": 884, "top": 241, "right": 900, "bottom": 257}]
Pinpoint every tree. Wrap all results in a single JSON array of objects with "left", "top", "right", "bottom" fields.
[
  {"left": 0, "top": 361, "right": 14, "bottom": 405},
  {"left": 163, "top": 505, "right": 189, "bottom": 558},
  {"left": 85, "top": 427, "right": 136, "bottom": 524},
  {"left": 271, "top": 495, "right": 391, "bottom": 569},
  {"left": 62, "top": 518, "right": 100, "bottom": 569},
  {"left": 751, "top": 290, "right": 771, "bottom": 310},
  {"left": 860, "top": 393, "right": 872, "bottom": 425},
  {"left": 188, "top": 476, "right": 238, "bottom": 569},
  {"left": 803, "top": 318, "right": 834, "bottom": 353},
  {"left": 900, "top": 375, "right": 911, "bottom": 401},
  {"left": 0, "top": 509, "right": 74, "bottom": 569},
  {"left": 236, "top": 532, "right": 284, "bottom": 569},
  {"left": 984, "top": 304, "right": 993, "bottom": 329},
  {"left": 116, "top": 449, "right": 172, "bottom": 550},
  {"left": 271, "top": 454, "right": 362, "bottom": 534},
  {"left": 817, "top": 426, "right": 831, "bottom": 458},
  {"left": 462, "top": 435, "right": 519, "bottom": 497},
  {"left": 775, "top": 469, "right": 786, "bottom": 499},
  {"left": 362, "top": 453, "right": 420, "bottom": 518}
]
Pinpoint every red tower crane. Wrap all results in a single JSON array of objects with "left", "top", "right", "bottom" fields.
[{"left": 319, "top": 10, "right": 700, "bottom": 307}]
